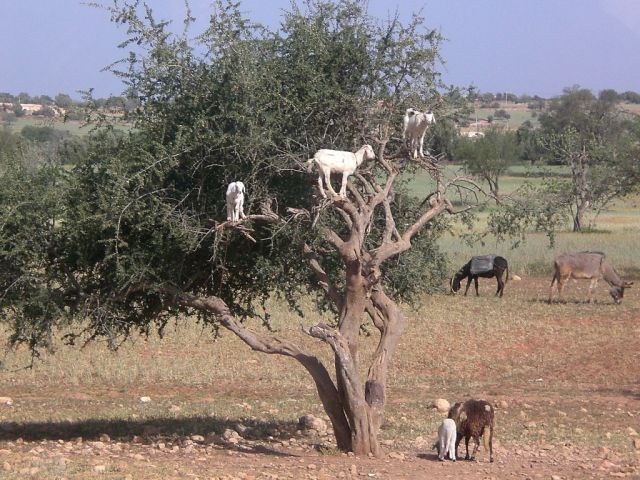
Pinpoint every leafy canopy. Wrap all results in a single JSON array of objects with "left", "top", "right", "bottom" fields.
[{"left": 0, "top": 0, "right": 464, "bottom": 352}]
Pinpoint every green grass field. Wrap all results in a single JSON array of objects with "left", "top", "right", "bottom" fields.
[
  {"left": 2, "top": 116, "right": 131, "bottom": 136},
  {"left": 3, "top": 117, "right": 89, "bottom": 136},
  {"left": 470, "top": 106, "right": 539, "bottom": 130},
  {"left": 401, "top": 162, "right": 640, "bottom": 276}
]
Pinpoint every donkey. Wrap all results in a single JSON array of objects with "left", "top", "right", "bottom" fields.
[
  {"left": 450, "top": 255, "right": 509, "bottom": 297},
  {"left": 549, "top": 251, "right": 633, "bottom": 304}
]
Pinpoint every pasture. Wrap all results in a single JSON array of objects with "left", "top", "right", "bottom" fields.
[
  {"left": 0, "top": 276, "right": 638, "bottom": 479},
  {"left": 1, "top": 116, "right": 130, "bottom": 136},
  {"left": 2, "top": 117, "right": 88, "bottom": 136}
]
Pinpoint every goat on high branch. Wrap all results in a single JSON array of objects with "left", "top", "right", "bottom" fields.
[
  {"left": 403, "top": 107, "right": 436, "bottom": 159},
  {"left": 549, "top": 251, "right": 633, "bottom": 304},
  {"left": 307, "top": 145, "right": 376, "bottom": 198},
  {"left": 450, "top": 255, "right": 509, "bottom": 297}
]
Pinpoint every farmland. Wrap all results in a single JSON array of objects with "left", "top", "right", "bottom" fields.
[{"left": 0, "top": 274, "right": 638, "bottom": 479}]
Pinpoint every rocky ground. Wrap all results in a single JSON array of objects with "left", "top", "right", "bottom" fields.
[
  {"left": 1, "top": 277, "right": 639, "bottom": 478},
  {"left": 1, "top": 402, "right": 638, "bottom": 479}
]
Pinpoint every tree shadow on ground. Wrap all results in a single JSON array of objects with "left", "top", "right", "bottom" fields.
[
  {"left": 530, "top": 298, "right": 617, "bottom": 305},
  {"left": 593, "top": 387, "right": 640, "bottom": 401},
  {"left": 0, "top": 415, "right": 303, "bottom": 456},
  {"left": 417, "top": 452, "right": 449, "bottom": 462}
]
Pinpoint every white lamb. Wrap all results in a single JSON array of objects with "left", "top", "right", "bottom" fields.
[
  {"left": 307, "top": 144, "right": 376, "bottom": 198},
  {"left": 436, "top": 418, "right": 457, "bottom": 461},
  {"left": 226, "top": 181, "right": 246, "bottom": 222},
  {"left": 403, "top": 107, "right": 436, "bottom": 158}
]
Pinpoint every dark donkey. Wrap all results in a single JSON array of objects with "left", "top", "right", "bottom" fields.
[{"left": 450, "top": 255, "right": 509, "bottom": 297}]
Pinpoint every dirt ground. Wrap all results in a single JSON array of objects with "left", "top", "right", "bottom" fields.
[
  {"left": 1, "top": 276, "right": 639, "bottom": 479},
  {"left": 0, "top": 424, "right": 637, "bottom": 479}
]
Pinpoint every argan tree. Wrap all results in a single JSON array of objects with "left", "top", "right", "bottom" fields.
[
  {"left": 537, "top": 86, "right": 640, "bottom": 231},
  {"left": 0, "top": 0, "right": 480, "bottom": 455},
  {"left": 455, "top": 126, "right": 519, "bottom": 202}
]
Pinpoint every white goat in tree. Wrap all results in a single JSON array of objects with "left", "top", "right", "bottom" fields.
[
  {"left": 226, "top": 181, "right": 246, "bottom": 222},
  {"left": 403, "top": 107, "right": 436, "bottom": 158},
  {"left": 307, "top": 144, "right": 376, "bottom": 198}
]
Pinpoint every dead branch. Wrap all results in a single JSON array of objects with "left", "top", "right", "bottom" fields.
[
  {"left": 301, "top": 323, "right": 361, "bottom": 393},
  {"left": 303, "top": 244, "right": 345, "bottom": 312}
]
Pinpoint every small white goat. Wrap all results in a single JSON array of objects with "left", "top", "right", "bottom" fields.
[
  {"left": 403, "top": 107, "right": 436, "bottom": 158},
  {"left": 435, "top": 418, "right": 457, "bottom": 461},
  {"left": 226, "top": 181, "right": 246, "bottom": 222},
  {"left": 307, "top": 144, "right": 376, "bottom": 198}
]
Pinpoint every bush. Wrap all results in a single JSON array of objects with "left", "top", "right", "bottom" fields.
[
  {"left": 20, "top": 125, "right": 65, "bottom": 143},
  {"left": 35, "top": 106, "right": 55, "bottom": 117}
]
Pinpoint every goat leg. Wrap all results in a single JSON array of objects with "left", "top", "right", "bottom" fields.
[{"left": 470, "top": 435, "right": 480, "bottom": 460}]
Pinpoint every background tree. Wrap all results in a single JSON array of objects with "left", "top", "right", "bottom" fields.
[
  {"left": 0, "top": 0, "right": 482, "bottom": 456},
  {"left": 454, "top": 126, "right": 519, "bottom": 202},
  {"left": 537, "top": 86, "right": 640, "bottom": 231},
  {"left": 54, "top": 93, "right": 74, "bottom": 110}
]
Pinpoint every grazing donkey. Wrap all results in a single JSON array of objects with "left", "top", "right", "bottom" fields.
[
  {"left": 450, "top": 255, "right": 509, "bottom": 297},
  {"left": 549, "top": 251, "right": 633, "bottom": 304}
]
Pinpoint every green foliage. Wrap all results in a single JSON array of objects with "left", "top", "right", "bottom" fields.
[
  {"left": 35, "top": 106, "right": 56, "bottom": 118},
  {"left": 536, "top": 87, "right": 640, "bottom": 229},
  {"left": 55, "top": 93, "right": 74, "bottom": 109},
  {"left": 21, "top": 125, "right": 66, "bottom": 143},
  {"left": 0, "top": 145, "right": 66, "bottom": 355},
  {"left": 455, "top": 126, "right": 519, "bottom": 198},
  {"left": 0, "top": 0, "right": 461, "bottom": 351},
  {"left": 378, "top": 194, "right": 450, "bottom": 301},
  {"left": 487, "top": 181, "right": 569, "bottom": 247},
  {"left": 493, "top": 108, "right": 510, "bottom": 120},
  {"left": 13, "top": 103, "right": 25, "bottom": 118}
]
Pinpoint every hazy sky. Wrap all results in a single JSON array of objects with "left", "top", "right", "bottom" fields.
[{"left": 1, "top": 0, "right": 639, "bottom": 99}]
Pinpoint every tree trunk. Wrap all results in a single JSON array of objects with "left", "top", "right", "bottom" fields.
[
  {"left": 335, "top": 257, "right": 378, "bottom": 455},
  {"left": 571, "top": 146, "right": 589, "bottom": 232},
  {"left": 488, "top": 176, "right": 501, "bottom": 204},
  {"left": 366, "top": 288, "right": 407, "bottom": 433},
  {"left": 573, "top": 199, "right": 589, "bottom": 232}
]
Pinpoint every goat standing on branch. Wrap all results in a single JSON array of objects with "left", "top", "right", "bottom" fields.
[
  {"left": 226, "top": 181, "right": 246, "bottom": 222},
  {"left": 307, "top": 145, "right": 376, "bottom": 198},
  {"left": 403, "top": 107, "right": 436, "bottom": 158}
]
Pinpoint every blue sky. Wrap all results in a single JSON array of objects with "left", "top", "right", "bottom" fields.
[{"left": 1, "top": 0, "right": 639, "bottom": 99}]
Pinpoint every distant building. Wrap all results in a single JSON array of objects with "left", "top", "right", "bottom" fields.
[
  {"left": 460, "top": 131, "right": 485, "bottom": 138},
  {"left": 0, "top": 102, "right": 65, "bottom": 117}
]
